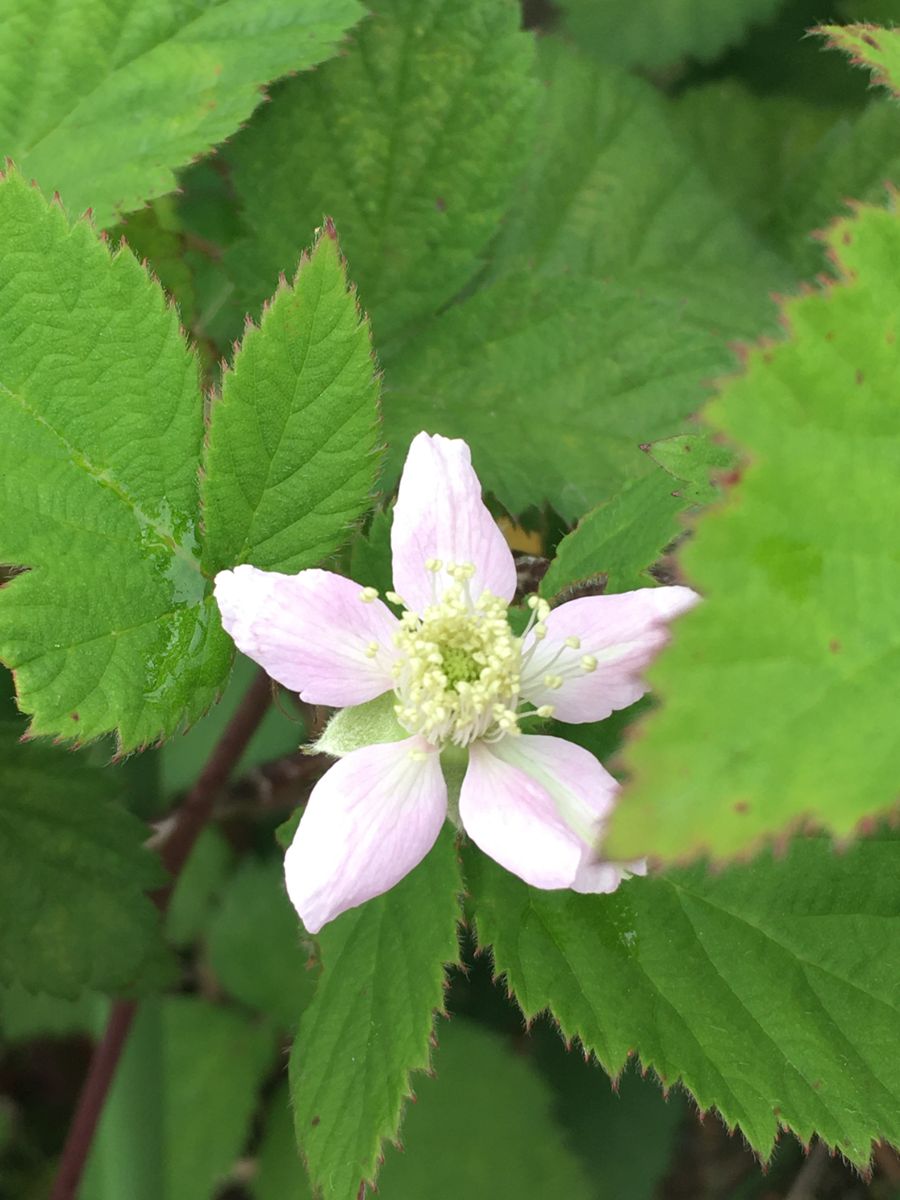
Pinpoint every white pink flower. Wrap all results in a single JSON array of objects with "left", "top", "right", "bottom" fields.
[{"left": 214, "top": 432, "right": 697, "bottom": 933}]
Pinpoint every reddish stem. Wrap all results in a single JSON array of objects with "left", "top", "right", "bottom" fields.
[{"left": 49, "top": 669, "right": 273, "bottom": 1200}]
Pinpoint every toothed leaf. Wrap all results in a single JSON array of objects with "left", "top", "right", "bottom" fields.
[
  {"left": 0, "top": 0, "right": 366, "bottom": 227},
  {"left": 470, "top": 834, "right": 900, "bottom": 1168},
  {"left": 202, "top": 228, "right": 380, "bottom": 575},
  {"left": 540, "top": 469, "right": 689, "bottom": 600},
  {"left": 610, "top": 201, "right": 900, "bottom": 860},
  {"left": 226, "top": 0, "right": 536, "bottom": 342},
  {"left": 289, "top": 831, "right": 462, "bottom": 1199},
  {"left": 0, "top": 171, "right": 230, "bottom": 748}
]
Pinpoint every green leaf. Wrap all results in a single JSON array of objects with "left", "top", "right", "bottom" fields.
[
  {"left": 384, "top": 275, "right": 729, "bottom": 520},
  {"left": 226, "top": 0, "right": 536, "bottom": 342},
  {"left": 0, "top": 0, "right": 366, "bottom": 227},
  {"left": 83, "top": 997, "right": 278, "bottom": 1200},
  {"left": 469, "top": 835, "right": 900, "bottom": 1166},
  {"left": 376, "top": 1018, "right": 593, "bottom": 1199},
  {"left": 820, "top": 22, "right": 900, "bottom": 98},
  {"left": 207, "top": 858, "right": 318, "bottom": 1029},
  {"left": 0, "top": 170, "right": 231, "bottom": 749},
  {"left": 164, "top": 997, "right": 277, "bottom": 1200},
  {"left": 673, "top": 82, "right": 841, "bottom": 240},
  {"left": 254, "top": 1084, "right": 314, "bottom": 1200},
  {"left": 0, "top": 981, "right": 95, "bottom": 1042},
  {"left": 494, "top": 40, "right": 789, "bottom": 334},
  {"left": 558, "top": 0, "right": 786, "bottom": 69},
  {"left": 202, "top": 227, "right": 380, "bottom": 575},
  {"left": 646, "top": 432, "right": 736, "bottom": 506},
  {"left": 0, "top": 721, "right": 169, "bottom": 997},
  {"left": 540, "top": 468, "right": 688, "bottom": 600},
  {"left": 289, "top": 832, "right": 462, "bottom": 1199},
  {"left": 610, "top": 200, "right": 900, "bottom": 861}
]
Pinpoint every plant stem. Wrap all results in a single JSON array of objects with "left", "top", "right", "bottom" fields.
[{"left": 49, "top": 668, "right": 273, "bottom": 1200}]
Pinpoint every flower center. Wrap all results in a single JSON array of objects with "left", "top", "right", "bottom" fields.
[{"left": 389, "top": 562, "right": 522, "bottom": 747}]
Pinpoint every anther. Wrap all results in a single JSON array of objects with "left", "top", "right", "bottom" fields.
[
  {"left": 359, "top": 587, "right": 379, "bottom": 603},
  {"left": 543, "top": 674, "right": 564, "bottom": 690},
  {"left": 536, "top": 704, "right": 555, "bottom": 718},
  {"left": 385, "top": 590, "right": 404, "bottom": 606},
  {"left": 564, "top": 636, "right": 581, "bottom": 650},
  {"left": 581, "top": 655, "right": 598, "bottom": 673}
]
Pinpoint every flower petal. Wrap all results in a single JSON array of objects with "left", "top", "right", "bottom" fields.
[
  {"left": 391, "top": 432, "right": 517, "bottom": 613},
  {"left": 284, "top": 736, "right": 447, "bottom": 933},
  {"left": 215, "top": 564, "right": 400, "bottom": 706},
  {"left": 521, "top": 586, "right": 699, "bottom": 722},
  {"left": 460, "top": 735, "right": 623, "bottom": 891}
]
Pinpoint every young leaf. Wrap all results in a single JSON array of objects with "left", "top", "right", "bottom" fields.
[
  {"left": 0, "top": 0, "right": 366, "bottom": 227},
  {"left": 540, "top": 469, "right": 688, "bottom": 600},
  {"left": 609, "top": 200, "right": 900, "bottom": 861},
  {"left": 558, "top": 0, "right": 786, "bottom": 69},
  {"left": 289, "top": 832, "right": 462, "bottom": 1199},
  {"left": 469, "top": 835, "right": 900, "bottom": 1167},
  {"left": 383, "top": 275, "right": 728, "bottom": 520},
  {"left": 202, "top": 228, "right": 381, "bottom": 575},
  {"left": 226, "top": 0, "right": 536, "bottom": 342},
  {"left": 645, "top": 432, "right": 736, "bottom": 506},
  {"left": 0, "top": 171, "right": 231, "bottom": 748},
  {"left": 0, "top": 721, "right": 169, "bottom": 997},
  {"left": 0, "top": 176, "right": 379, "bottom": 749},
  {"left": 820, "top": 22, "right": 900, "bottom": 97}
]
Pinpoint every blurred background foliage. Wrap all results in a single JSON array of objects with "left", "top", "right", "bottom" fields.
[{"left": 4, "top": 0, "right": 900, "bottom": 1196}]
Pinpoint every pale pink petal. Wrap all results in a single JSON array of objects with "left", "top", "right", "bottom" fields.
[
  {"left": 390, "top": 432, "right": 517, "bottom": 613},
  {"left": 215, "top": 564, "right": 399, "bottom": 706},
  {"left": 284, "top": 736, "right": 447, "bottom": 933},
  {"left": 460, "top": 735, "right": 623, "bottom": 891},
  {"left": 521, "top": 586, "right": 699, "bottom": 723}
]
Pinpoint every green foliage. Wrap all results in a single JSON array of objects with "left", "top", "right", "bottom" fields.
[
  {"left": 161, "top": 655, "right": 301, "bottom": 798},
  {"left": 646, "top": 433, "right": 737, "bottom": 506},
  {"left": 202, "top": 229, "right": 380, "bottom": 575},
  {"left": 254, "top": 1086, "right": 314, "bottom": 1200},
  {"left": 289, "top": 832, "right": 462, "bottom": 1199},
  {"left": 821, "top": 22, "right": 900, "bottom": 99},
  {"left": 496, "top": 42, "right": 788, "bottom": 326},
  {"left": 675, "top": 80, "right": 900, "bottom": 277},
  {"left": 226, "top": 0, "right": 536, "bottom": 343},
  {"left": 558, "top": 0, "right": 786, "bottom": 69},
  {"left": 540, "top": 468, "right": 688, "bottom": 600},
  {"left": 207, "top": 858, "right": 318, "bottom": 1029},
  {"left": 0, "top": 0, "right": 366, "bottom": 227},
  {"left": 165, "top": 828, "right": 233, "bottom": 947},
  {"left": 0, "top": 174, "right": 379, "bottom": 748},
  {"left": 469, "top": 834, "right": 900, "bottom": 1167},
  {"left": 83, "top": 998, "right": 277, "bottom": 1200},
  {"left": 0, "top": 722, "right": 169, "bottom": 997},
  {"left": 164, "top": 998, "right": 276, "bottom": 1200},
  {"left": 0, "top": 171, "right": 229, "bottom": 748},
  {"left": 384, "top": 276, "right": 729, "bottom": 520},
  {"left": 611, "top": 201, "right": 900, "bottom": 860},
  {"left": 376, "top": 1019, "right": 593, "bottom": 1199}
]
